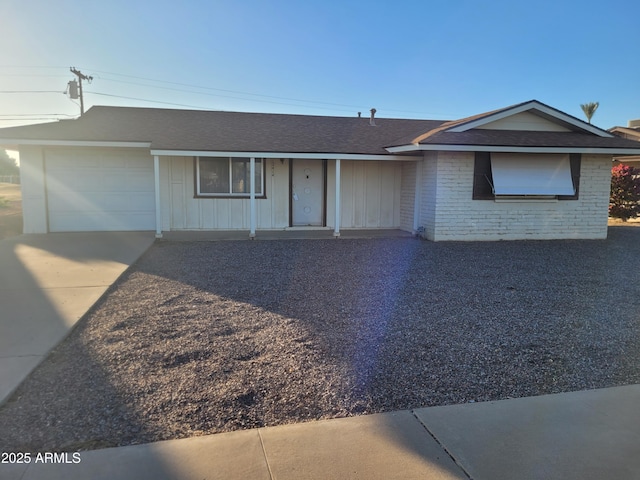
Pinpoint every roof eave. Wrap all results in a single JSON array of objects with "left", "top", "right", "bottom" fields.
[
  {"left": 446, "top": 100, "right": 614, "bottom": 138},
  {"left": 150, "top": 149, "right": 422, "bottom": 161},
  {"left": 385, "top": 144, "right": 640, "bottom": 155}
]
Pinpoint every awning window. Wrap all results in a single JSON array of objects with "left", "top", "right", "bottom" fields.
[{"left": 490, "top": 153, "right": 575, "bottom": 196}]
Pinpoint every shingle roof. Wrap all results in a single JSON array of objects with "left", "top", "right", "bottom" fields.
[
  {"left": 406, "top": 129, "right": 640, "bottom": 149},
  {"left": 2, "top": 102, "right": 640, "bottom": 155},
  {"left": 0, "top": 106, "right": 445, "bottom": 155}
]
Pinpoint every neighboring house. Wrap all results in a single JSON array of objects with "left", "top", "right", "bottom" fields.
[
  {"left": 1, "top": 99, "right": 640, "bottom": 241},
  {"left": 609, "top": 120, "right": 640, "bottom": 167}
]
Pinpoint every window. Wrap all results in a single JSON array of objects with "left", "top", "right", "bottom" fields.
[
  {"left": 196, "top": 157, "right": 264, "bottom": 197},
  {"left": 473, "top": 152, "right": 581, "bottom": 200}
]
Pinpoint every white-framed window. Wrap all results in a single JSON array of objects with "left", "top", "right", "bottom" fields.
[{"left": 196, "top": 157, "right": 264, "bottom": 197}]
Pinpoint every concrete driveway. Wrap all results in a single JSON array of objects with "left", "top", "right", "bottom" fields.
[{"left": 0, "top": 232, "right": 155, "bottom": 404}]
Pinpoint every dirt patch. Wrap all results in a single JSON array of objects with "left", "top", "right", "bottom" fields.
[
  {"left": 0, "top": 183, "right": 22, "bottom": 239},
  {"left": 608, "top": 217, "right": 640, "bottom": 227}
]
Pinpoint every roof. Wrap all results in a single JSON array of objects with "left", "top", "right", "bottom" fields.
[
  {"left": 1, "top": 100, "right": 640, "bottom": 156},
  {"left": 387, "top": 100, "right": 640, "bottom": 154},
  {"left": 609, "top": 126, "right": 640, "bottom": 141},
  {"left": 0, "top": 106, "right": 444, "bottom": 155}
]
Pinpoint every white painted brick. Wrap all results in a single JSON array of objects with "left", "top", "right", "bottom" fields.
[{"left": 417, "top": 152, "right": 611, "bottom": 241}]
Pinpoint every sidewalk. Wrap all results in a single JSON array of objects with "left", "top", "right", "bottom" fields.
[
  {"left": 3, "top": 384, "right": 639, "bottom": 480},
  {"left": 0, "top": 232, "right": 155, "bottom": 405}
]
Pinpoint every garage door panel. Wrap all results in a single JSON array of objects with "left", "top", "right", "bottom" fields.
[
  {"left": 125, "top": 173, "right": 155, "bottom": 191},
  {"left": 51, "top": 211, "right": 155, "bottom": 232},
  {"left": 130, "top": 193, "right": 156, "bottom": 210},
  {"left": 46, "top": 150, "right": 156, "bottom": 232},
  {"left": 47, "top": 191, "right": 100, "bottom": 211}
]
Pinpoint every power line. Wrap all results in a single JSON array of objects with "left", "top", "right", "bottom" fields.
[
  {"left": 86, "top": 92, "right": 222, "bottom": 110},
  {"left": 0, "top": 90, "right": 63, "bottom": 94},
  {"left": 88, "top": 69, "right": 447, "bottom": 117},
  {"left": 0, "top": 74, "right": 69, "bottom": 78},
  {"left": 91, "top": 70, "right": 368, "bottom": 110},
  {"left": 0, "top": 65, "right": 68, "bottom": 69},
  {"left": 0, "top": 113, "right": 75, "bottom": 116},
  {"left": 0, "top": 118, "right": 63, "bottom": 121},
  {"left": 0, "top": 65, "right": 450, "bottom": 118},
  {"left": 85, "top": 91, "right": 360, "bottom": 113}
]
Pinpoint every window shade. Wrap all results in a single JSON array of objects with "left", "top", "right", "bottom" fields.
[{"left": 490, "top": 153, "right": 575, "bottom": 196}]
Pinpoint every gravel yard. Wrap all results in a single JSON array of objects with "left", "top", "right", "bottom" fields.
[{"left": 2, "top": 228, "right": 640, "bottom": 452}]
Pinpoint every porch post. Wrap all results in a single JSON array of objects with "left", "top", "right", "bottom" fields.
[
  {"left": 413, "top": 159, "right": 422, "bottom": 235},
  {"left": 153, "top": 155, "right": 163, "bottom": 238},
  {"left": 334, "top": 159, "right": 341, "bottom": 237},
  {"left": 249, "top": 157, "right": 256, "bottom": 238}
]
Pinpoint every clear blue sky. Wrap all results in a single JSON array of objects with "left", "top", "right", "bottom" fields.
[{"left": 1, "top": 0, "right": 638, "bottom": 134}]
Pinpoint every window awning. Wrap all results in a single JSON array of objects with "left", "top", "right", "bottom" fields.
[{"left": 490, "top": 153, "right": 575, "bottom": 196}]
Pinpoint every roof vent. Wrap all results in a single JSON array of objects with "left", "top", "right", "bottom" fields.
[
  {"left": 358, "top": 112, "right": 361, "bottom": 118},
  {"left": 370, "top": 108, "right": 377, "bottom": 126}
]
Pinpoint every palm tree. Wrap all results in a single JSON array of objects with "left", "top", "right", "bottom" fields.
[{"left": 580, "top": 102, "right": 599, "bottom": 124}]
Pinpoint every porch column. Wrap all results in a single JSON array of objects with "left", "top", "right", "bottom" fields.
[
  {"left": 413, "top": 159, "right": 423, "bottom": 235},
  {"left": 334, "top": 159, "right": 341, "bottom": 237},
  {"left": 153, "top": 155, "right": 163, "bottom": 238},
  {"left": 249, "top": 157, "right": 256, "bottom": 238}
]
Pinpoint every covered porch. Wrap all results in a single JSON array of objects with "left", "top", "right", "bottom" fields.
[{"left": 151, "top": 151, "right": 423, "bottom": 239}]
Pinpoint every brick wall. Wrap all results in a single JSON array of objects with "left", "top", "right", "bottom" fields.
[
  {"left": 399, "top": 161, "right": 416, "bottom": 231},
  {"left": 419, "top": 152, "right": 611, "bottom": 241},
  {"left": 419, "top": 151, "right": 438, "bottom": 239}
]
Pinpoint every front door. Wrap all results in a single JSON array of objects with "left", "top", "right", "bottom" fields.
[{"left": 291, "top": 159, "right": 325, "bottom": 226}]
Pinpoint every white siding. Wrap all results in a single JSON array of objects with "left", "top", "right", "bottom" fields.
[
  {"left": 418, "top": 152, "right": 611, "bottom": 241},
  {"left": 419, "top": 152, "right": 438, "bottom": 240},
  {"left": 399, "top": 161, "right": 416, "bottom": 232},
  {"left": 161, "top": 156, "right": 289, "bottom": 230},
  {"left": 477, "top": 111, "right": 572, "bottom": 132},
  {"left": 164, "top": 157, "right": 403, "bottom": 231},
  {"left": 19, "top": 146, "right": 47, "bottom": 233},
  {"left": 326, "top": 160, "right": 402, "bottom": 229}
]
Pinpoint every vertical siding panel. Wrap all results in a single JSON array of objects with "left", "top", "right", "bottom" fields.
[
  {"left": 216, "top": 199, "right": 230, "bottom": 228},
  {"left": 340, "top": 161, "right": 354, "bottom": 228},
  {"left": 379, "top": 162, "right": 396, "bottom": 227},
  {"left": 170, "top": 157, "right": 185, "bottom": 229},
  {"left": 159, "top": 156, "right": 171, "bottom": 231},
  {"left": 171, "top": 183, "right": 184, "bottom": 229},
  {"left": 352, "top": 161, "right": 365, "bottom": 227},
  {"left": 272, "top": 159, "right": 289, "bottom": 228},
  {"left": 326, "top": 160, "right": 335, "bottom": 228},
  {"left": 184, "top": 160, "right": 201, "bottom": 228},
  {"left": 201, "top": 198, "right": 214, "bottom": 228},
  {"left": 229, "top": 200, "right": 244, "bottom": 229},
  {"left": 365, "top": 162, "right": 381, "bottom": 227}
]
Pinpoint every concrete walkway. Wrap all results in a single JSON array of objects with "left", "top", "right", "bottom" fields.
[
  {"left": 161, "top": 228, "right": 415, "bottom": 242},
  {"left": 3, "top": 385, "right": 639, "bottom": 480},
  {"left": 0, "top": 232, "right": 156, "bottom": 404},
  {"left": 1, "top": 231, "right": 639, "bottom": 479}
]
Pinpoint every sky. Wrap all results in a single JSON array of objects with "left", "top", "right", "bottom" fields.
[{"left": 1, "top": 0, "right": 638, "bottom": 145}]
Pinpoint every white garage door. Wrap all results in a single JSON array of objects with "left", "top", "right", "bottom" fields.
[{"left": 46, "top": 149, "right": 156, "bottom": 232}]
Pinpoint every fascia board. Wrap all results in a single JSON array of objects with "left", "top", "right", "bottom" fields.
[
  {"left": 386, "top": 144, "right": 640, "bottom": 155},
  {"left": 447, "top": 101, "right": 613, "bottom": 138},
  {"left": 150, "top": 149, "right": 422, "bottom": 161}
]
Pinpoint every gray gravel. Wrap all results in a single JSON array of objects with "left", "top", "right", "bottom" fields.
[{"left": 2, "top": 227, "right": 640, "bottom": 452}]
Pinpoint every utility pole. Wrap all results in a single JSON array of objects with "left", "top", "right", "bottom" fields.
[{"left": 69, "top": 67, "right": 93, "bottom": 115}]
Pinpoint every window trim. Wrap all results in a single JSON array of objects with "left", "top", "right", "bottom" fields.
[
  {"left": 194, "top": 156, "right": 266, "bottom": 199},
  {"left": 472, "top": 152, "right": 581, "bottom": 201}
]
